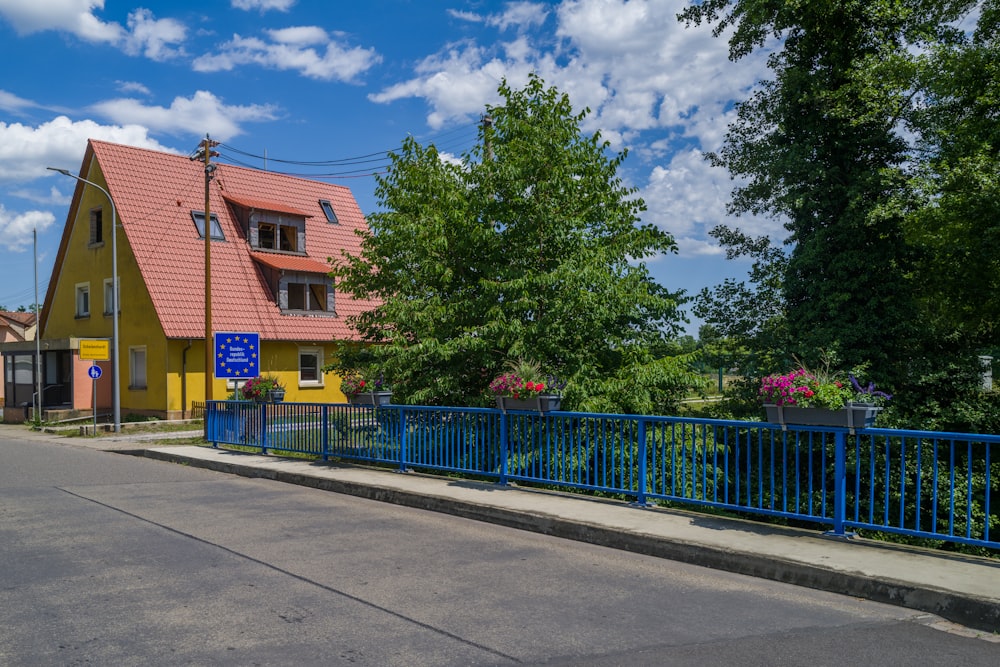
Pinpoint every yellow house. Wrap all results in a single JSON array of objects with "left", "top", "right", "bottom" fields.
[{"left": 2, "top": 139, "right": 377, "bottom": 421}]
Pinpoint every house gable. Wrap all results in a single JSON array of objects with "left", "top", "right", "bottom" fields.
[{"left": 58, "top": 139, "right": 377, "bottom": 342}]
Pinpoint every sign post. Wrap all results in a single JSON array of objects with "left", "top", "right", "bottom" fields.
[
  {"left": 80, "top": 339, "right": 110, "bottom": 435},
  {"left": 87, "top": 364, "right": 103, "bottom": 434}
]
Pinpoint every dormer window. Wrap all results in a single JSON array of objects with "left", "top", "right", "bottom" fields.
[
  {"left": 258, "top": 222, "right": 298, "bottom": 251},
  {"left": 319, "top": 199, "right": 338, "bottom": 224},
  {"left": 288, "top": 282, "right": 328, "bottom": 311},
  {"left": 192, "top": 211, "right": 225, "bottom": 240}
]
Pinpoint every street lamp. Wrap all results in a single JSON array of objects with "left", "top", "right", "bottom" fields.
[{"left": 48, "top": 167, "right": 121, "bottom": 433}]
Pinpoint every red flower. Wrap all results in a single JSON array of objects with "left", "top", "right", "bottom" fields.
[{"left": 525, "top": 381, "right": 535, "bottom": 392}]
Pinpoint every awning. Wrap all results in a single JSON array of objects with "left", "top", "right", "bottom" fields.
[
  {"left": 250, "top": 252, "right": 331, "bottom": 275},
  {"left": 223, "top": 194, "right": 312, "bottom": 218}
]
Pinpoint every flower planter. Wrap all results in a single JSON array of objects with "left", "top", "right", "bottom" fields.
[
  {"left": 496, "top": 395, "right": 562, "bottom": 413},
  {"left": 764, "top": 402, "right": 880, "bottom": 428},
  {"left": 349, "top": 391, "right": 393, "bottom": 407},
  {"left": 267, "top": 390, "right": 285, "bottom": 403}
]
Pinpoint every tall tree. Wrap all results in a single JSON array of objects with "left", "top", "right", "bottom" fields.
[
  {"left": 679, "top": 1, "right": 981, "bottom": 389},
  {"left": 903, "top": 4, "right": 1000, "bottom": 344},
  {"left": 333, "top": 75, "right": 695, "bottom": 412}
]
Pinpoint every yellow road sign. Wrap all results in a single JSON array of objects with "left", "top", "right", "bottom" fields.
[{"left": 79, "top": 339, "right": 110, "bottom": 361}]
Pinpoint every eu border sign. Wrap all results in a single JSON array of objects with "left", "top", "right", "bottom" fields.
[{"left": 214, "top": 332, "right": 260, "bottom": 379}]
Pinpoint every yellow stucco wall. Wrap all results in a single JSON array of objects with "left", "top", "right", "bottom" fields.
[
  {"left": 43, "top": 165, "right": 169, "bottom": 417},
  {"left": 165, "top": 339, "right": 345, "bottom": 415}
]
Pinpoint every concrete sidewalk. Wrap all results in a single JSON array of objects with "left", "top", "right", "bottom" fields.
[
  {"left": 127, "top": 443, "right": 1000, "bottom": 634},
  {"left": 6, "top": 425, "right": 999, "bottom": 634}
]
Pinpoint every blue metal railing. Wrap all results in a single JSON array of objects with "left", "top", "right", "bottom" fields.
[{"left": 205, "top": 401, "right": 999, "bottom": 550}]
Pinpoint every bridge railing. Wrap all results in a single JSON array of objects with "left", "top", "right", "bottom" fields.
[{"left": 205, "top": 401, "right": 999, "bottom": 550}]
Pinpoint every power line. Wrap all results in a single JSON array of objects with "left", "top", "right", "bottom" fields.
[{"left": 215, "top": 120, "right": 482, "bottom": 179}]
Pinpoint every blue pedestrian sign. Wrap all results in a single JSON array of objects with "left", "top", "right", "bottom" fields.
[
  {"left": 88, "top": 364, "right": 103, "bottom": 380},
  {"left": 214, "top": 332, "right": 260, "bottom": 379}
]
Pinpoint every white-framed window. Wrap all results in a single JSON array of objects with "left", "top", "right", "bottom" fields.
[
  {"left": 75, "top": 283, "right": 90, "bottom": 318},
  {"left": 129, "top": 346, "right": 147, "bottom": 390},
  {"left": 89, "top": 207, "right": 104, "bottom": 246},
  {"left": 191, "top": 211, "right": 225, "bottom": 240},
  {"left": 298, "top": 347, "right": 323, "bottom": 386},
  {"left": 103, "top": 278, "right": 119, "bottom": 316}
]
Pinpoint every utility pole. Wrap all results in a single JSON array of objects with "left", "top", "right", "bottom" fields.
[
  {"left": 193, "top": 135, "right": 219, "bottom": 402},
  {"left": 482, "top": 114, "right": 493, "bottom": 162}
]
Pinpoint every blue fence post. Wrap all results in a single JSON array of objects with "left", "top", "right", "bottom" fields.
[
  {"left": 633, "top": 418, "right": 649, "bottom": 507},
  {"left": 829, "top": 430, "right": 847, "bottom": 537},
  {"left": 321, "top": 404, "right": 329, "bottom": 461},
  {"left": 260, "top": 401, "right": 268, "bottom": 455},
  {"left": 398, "top": 406, "right": 408, "bottom": 472},
  {"left": 206, "top": 401, "right": 217, "bottom": 447},
  {"left": 498, "top": 411, "right": 509, "bottom": 486}
]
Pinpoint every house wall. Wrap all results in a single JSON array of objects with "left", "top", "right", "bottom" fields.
[
  {"left": 72, "top": 356, "right": 111, "bottom": 409},
  {"left": 43, "top": 166, "right": 168, "bottom": 418},
  {"left": 163, "top": 339, "right": 345, "bottom": 419}
]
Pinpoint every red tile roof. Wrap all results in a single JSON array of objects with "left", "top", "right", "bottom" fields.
[
  {"left": 222, "top": 193, "right": 313, "bottom": 218},
  {"left": 0, "top": 311, "right": 36, "bottom": 327},
  {"left": 250, "top": 251, "right": 331, "bottom": 274},
  {"left": 69, "top": 140, "right": 377, "bottom": 342}
]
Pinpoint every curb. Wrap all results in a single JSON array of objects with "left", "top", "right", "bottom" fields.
[{"left": 135, "top": 448, "right": 1000, "bottom": 633}]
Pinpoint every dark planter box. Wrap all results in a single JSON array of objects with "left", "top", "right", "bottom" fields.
[
  {"left": 267, "top": 390, "right": 285, "bottom": 403},
  {"left": 764, "top": 402, "right": 880, "bottom": 428},
  {"left": 496, "top": 395, "right": 562, "bottom": 413},
  {"left": 349, "top": 391, "right": 393, "bottom": 407}
]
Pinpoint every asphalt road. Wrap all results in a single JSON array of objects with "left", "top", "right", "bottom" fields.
[{"left": 1, "top": 432, "right": 997, "bottom": 666}]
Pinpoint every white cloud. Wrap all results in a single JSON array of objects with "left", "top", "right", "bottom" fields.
[
  {"left": 447, "top": 9, "right": 483, "bottom": 24},
  {"left": 0, "top": 115, "right": 173, "bottom": 182},
  {"left": 192, "top": 29, "right": 381, "bottom": 81},
  {"left": 89, "top": 90, "right": 279, "bottom": 141},
  {"left": 0, "top": 205, "right": 56, "bottom": 252},
  {"left": 122, "top": 8, "right": 186, "bottom": 61},
  {"left": 267, "top": 25, "right": 328, "bottom": 46},
  {"left": 0, "top": 0, "right": 123, "bottom": 42},
  {"left": 0, "top": 89, "right": 39, "bottom": 113},
  {"left": 487, "top": 2, "right": 550, "bottom": 32},
  {"left": 0, "top": 3, "right": 188, "bottom": 61},
  {"left": 640, "top": 149, "right": 782, "bottom": 255},
  {"left": 115, "top": 81, "right": 152, "bottom": 96},
  {"left": 231, "top": 0, "right": 296, "bottom": 12}
]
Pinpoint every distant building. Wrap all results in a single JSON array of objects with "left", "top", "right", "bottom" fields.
[
  {"left": 0, "top": 311, "right": 37, "bottom": 410},
  {"left": 2, "top": 140, "right": 377, "bottom": 422}
]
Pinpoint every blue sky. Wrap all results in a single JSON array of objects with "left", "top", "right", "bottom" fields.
[{"left": 0, "top": 0, "right": 779, "bottom": 333}]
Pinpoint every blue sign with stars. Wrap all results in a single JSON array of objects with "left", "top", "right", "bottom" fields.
[{"left": 214, "top": 332, "right": 261, "bottom": 379}]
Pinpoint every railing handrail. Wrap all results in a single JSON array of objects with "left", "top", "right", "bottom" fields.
[{"left": 204, "top": 400, "right": 999, "bottom": 551}]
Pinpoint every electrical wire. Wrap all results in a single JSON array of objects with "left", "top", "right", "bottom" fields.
[{"left": 214, "top": 119, "right": 482, "bottom": 179}]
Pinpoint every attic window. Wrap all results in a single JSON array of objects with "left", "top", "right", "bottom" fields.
[
  {"left": 319, "top": 200, "right": 338, "bottom": 224},
  {"left": 192, "top": 211, "right": 225, "bottom": 240},
  {"left": 89, "top": 208, "right": 104, "bottom": 246}
]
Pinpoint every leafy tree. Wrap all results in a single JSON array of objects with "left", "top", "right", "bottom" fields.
[
  {"left": 679, "top": 1, "right": 1000, "bottom": 431},
  {"left": 903, "top": 6, "right": 1000, "bottom": 345},
  {"left": 333, "top": 75, "right": 697, "bottom": 412},
  {"left": 678, "top": 0, "right": 954, "bottom": 390}
]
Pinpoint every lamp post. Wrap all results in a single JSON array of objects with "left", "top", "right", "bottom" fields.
[{"left": 48, "top": 167, "right": 121, "bottom": 433}]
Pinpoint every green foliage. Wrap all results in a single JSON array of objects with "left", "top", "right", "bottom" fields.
[
  {"left": 333, "top": 75, "right": 693, "bottom": 412},
  {"left": 681, "top": 1, "right": 1000, "bottom": 431}
]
